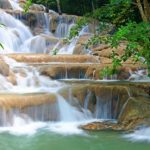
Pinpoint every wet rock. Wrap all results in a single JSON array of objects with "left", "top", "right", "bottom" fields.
[
  {"left": 7, "top": 71, "right": 17, "bottom": 85},
  {"left": 0, "top": 93, "right": 56, "bottom": 109},
  {"left": 29, "top": 4, "right": 46, "bottom": 12},
  {"left": 7, "top": 54, "right": 99, "bottom": 63},
  {"left": 0, "top": 59, "right": 10, "bottom": 76},
  {"left": 0, "top": 93, "right": 58, "bottom": 125},
  {"left": 58, "top": 82, "right": 150, "bottom": 130},
  {"left": 80, "top": 117, "right": 146, "bottom": 131},
  {"left": 0, "top": 0, "right": 12, "bottom": 9},
  {"left": 80, "top": 121, "right": 123, "bottom": 131}
]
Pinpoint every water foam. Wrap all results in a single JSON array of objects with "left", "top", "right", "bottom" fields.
[
  {"left": 48, "top": 122, "right": 85, "bottom": 135},
  {"left": 124, "top": 127, "right": 150, "bottom": 142},
  {"left": 0, "top": 116, "right": 46, "bottom": 136}
]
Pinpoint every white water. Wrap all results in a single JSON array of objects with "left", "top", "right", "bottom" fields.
[
  {"left": 128, "top": 69, "right": 149, "bottom": 81},
  {"left": 58, "top": 25, "right": 89, "bottom": 54},
  {"left": 0, "top": 10, "right": 53, "bottom": 54},
  {"left": 124, "top": 127, "right": 150, "bottom": 142},
  {"left": 20, "top": 35, "right": 48, "bottom": 53},
  {"left": 57, "top": 95, "right": 92, "bottom": 122},
  {"left": 0, "top": 11, "right": 32, "bottom": 53},
  {"left": 0, "top": 7, "right": 149, "bottom": 141},
  {"left": 0, "top": 10, "right": 83, "bottom": 54},
  {"left": 0, "top": 56, "right": 93, "bottom": 136},
  {"left": 0, "top": 116, "right": 46, "bottom": 136},
  {"left": 0, "top": 57, "right": 63, "bottom": 93},
  {"left": 9, "top": 0, "right": 23, "bottom": 11},
  {"left": 55, "top": 16, "right": 75, "bottom": 38}
]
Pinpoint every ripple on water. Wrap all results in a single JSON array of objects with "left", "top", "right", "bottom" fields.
[{"left": 124, "top": 127, "right": 150, "bottom": 143}]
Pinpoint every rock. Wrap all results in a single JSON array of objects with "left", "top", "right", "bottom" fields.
[
  {"left": 58, "top": 82, "right": 150, "bottom": 130},
  {"left": 73, "top": 44, "right": 86, "bottom": 54},
  {"left": 92, "top": 44, "right": 110, "bottom": 52},
  {"left": 0, "top": 59, "right": 10, "bottom": 76},
  {"left": 77, "top": 34, "right": 92, "bottom": 45},
  {"left": 0, "top": 93, "right": 56, "bottom": 109},
  {"left": 0, "top": 93, "right": 58, "bottom": 125},
  {"left": 100, "top": 57, "right": 112, "bottom": 63},
  {"left": 29, "top": 4, "right": 46, "bottom": 12},
  {"left": 0, "top": 0, "right": 12, "bottom": 9},
  {"left": 80, "top": 121, "right": 123, "bottom": 131},
  {"left": 80, "top": 118, "right": 146, "bottom": 131},
  {"left": 6, "top": 54, "right": 99, "bottom": 63},
  {"left": 7, "top": 71, "right": 17, "bottom": 85}
]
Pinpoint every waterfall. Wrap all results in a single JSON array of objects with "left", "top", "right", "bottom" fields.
[
  {"left": 58, "top": 25, "right": 89, "bottom": 54},
  {"left": 1, "top": 57, "right": 63, "bottom": 93},
  {"left": 55, "top": 16, "right": 75, "bottom": 38},
  {"left": 95, "top": 96, "right": 112, "bottom": 119},
  {"left": 0, "top": 11, "right": 32, "bottom": 53},
  {"left": 0, "top": 3, "right": 149, "bottom": 140},
  {"left": 8, "top": 0, "right": 23, "bottom": 11},
  {"left": 57, "top": 95, "right": 89, "bottom": 122},
  {"left": 20, "top": 35, "right": 48, "bottom": 53}
]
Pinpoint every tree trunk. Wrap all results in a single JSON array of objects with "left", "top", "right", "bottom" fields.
[
  {"left": 91, "top": 0, "right": 95, "bottom": 12},
  {"left": 136, "top": 0, "right": 148, "bottom": 22},
  {"left": 56, "top": 0, "right": 61, "bottom": 14},
  {"left": 143, "top": 0, "right": 150, "bottom": 21}
]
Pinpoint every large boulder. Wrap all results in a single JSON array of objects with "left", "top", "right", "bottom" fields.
[{"left": 0, "top": 0, "right": 12, "bottom": 9}]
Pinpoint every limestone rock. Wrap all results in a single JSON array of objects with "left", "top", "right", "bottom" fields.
[
  {"left": 0, "top": 0, "right": 12, "bottom": 9},
  {"left": 29, "top": 4, "right": 46, "bottom": 12},
  {"left": 0, "top": 59, "right": 10, "bottom": 76}
]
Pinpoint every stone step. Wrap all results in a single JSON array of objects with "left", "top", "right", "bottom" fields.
[
  {"left": 38, "top": 63, "right": 145, "bottom": 80},
  {"left": 0, "top": 93, "right": 56, "bottom": 109},
  {"left": 6, "top": 54, "right": 99, "bottom": 63}
]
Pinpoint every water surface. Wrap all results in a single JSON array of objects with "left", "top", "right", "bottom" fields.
[{"left": 0, "top": 131, "right": 149, "bottom": 150}]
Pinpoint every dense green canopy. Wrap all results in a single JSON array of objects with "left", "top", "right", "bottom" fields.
[{"left": 32, "top": 0, "right": 109, "bottom": 15}]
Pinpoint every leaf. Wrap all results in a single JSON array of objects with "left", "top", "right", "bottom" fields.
[{"left": 0, "top": 43, "right": 4, "bottom": 50}]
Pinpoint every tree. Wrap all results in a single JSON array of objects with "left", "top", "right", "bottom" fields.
[{"left": 56, "top": 0, "right": 61, "bottom": 14}]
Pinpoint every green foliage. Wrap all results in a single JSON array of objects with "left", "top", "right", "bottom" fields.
[
  {"left": 0, "top": 43, "right": 4, "bottom": 49},
  {"left": 51, "top": 48, "right": 58, "bottom": 55},
  {"left": 110, "top": 0, "right": 132, "bottom": 4},
  {"left": 90, "top": 1, "right": 135, "bottom": 27},
  {"left": 32, "top": 0, "right": 57, "bottom": 10},
  {"left": 100, "top": 66, "right": 118, "bottom": 79},
  {"left": 69, "top": 17, "right": 89, "bottom": 39},
  {"left": 108, "top": 22, "right": 150, "bottom": 75},
  {"left": 24, "top": 0, "right": 32, "bottom": 13},
  {"left": 0, "top": 23, "right": 5, "bottom": 50},
  {"left": 85, "top": 22, "right": 150, "bottom": 77},
  {"left": 32, "top": 0, "right": 109, "bottom": 15}
]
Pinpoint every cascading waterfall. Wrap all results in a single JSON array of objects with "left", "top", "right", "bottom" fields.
[
  {"left": 95, "top": 96, "right": 112, "bottom": 119},
  {"left": 58, "top": 25, "right": 89, "bottom": 54},
  {"left": 0, "top": 57, "right": 94, "bottom": 135},
  {"left": 55, "top": 16, "right": 75, "bottom": 38},
  {"left": 0, "top": 11, "right": 53, "bottom": 54},
  {"left": 8, "top": 0, "right": 23, "bottom": 11},
  {"left": 0, "top": 10, "right": 86, "bottom": 54},
  {"left": 0, "top": 4, "right": 149, "bottom": 144},
  {"left": 0, "top": 11, "right": 32, "bottom": 53},
  {"left": 57, "top": 95, "right": 90, "bottom": 122}
]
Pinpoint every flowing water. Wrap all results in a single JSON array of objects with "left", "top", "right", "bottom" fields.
[{"left": 0, "top": 4, "right": 149, "bottom": 149}]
